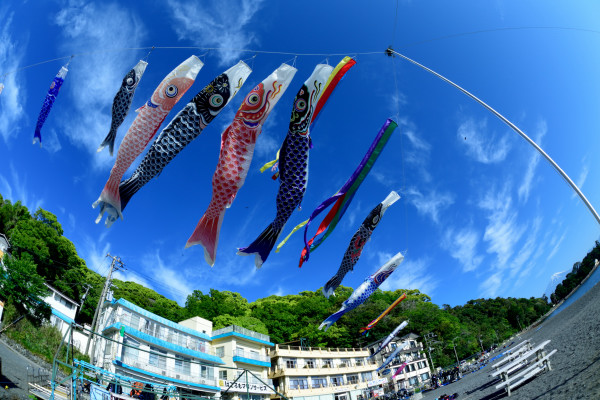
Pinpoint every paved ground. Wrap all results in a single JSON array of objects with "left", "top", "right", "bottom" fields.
[{"left": 0, "top": 335, "right": 51, "bottom": 399}]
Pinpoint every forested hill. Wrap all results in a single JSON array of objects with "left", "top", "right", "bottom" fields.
[{"left": 1, "top": 196, "right": 551, "bottom": 367}]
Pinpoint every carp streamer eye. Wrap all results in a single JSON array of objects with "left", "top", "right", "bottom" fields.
[
  {"left": 294, "top": 98, "right": 307, "bottom": 112},
  {"left": 165, "top": 85, "right": 178, "bottom": 98},
  {"left": 126, "top": 77, "right": 134, "bottom": 86},
  {"left": 210, "top": 94, "right": 224, "bottom": 107},
  {"left": 246, "top": 92, "right": 260, "bottom": 106}
]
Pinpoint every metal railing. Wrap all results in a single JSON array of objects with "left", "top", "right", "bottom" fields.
[
  {"left": 121, "top": 355, "right": 217, "bottom": 387},
  {"left": 212, "top": 325, "right": 271, "bottom": 343},
  {"left": 234, "top": 348, "right": 270, "bottom": 363}
]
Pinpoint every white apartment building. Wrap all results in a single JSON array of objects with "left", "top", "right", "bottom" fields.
[
  {"left": 93, "top": 298, "right": 275, "bottom": 399},
  {"left": 93, "top": 298, "right": 224, "bottom": 399},
  {"left": 44, "top": 284, "right": 80, "bottom": 335},
  {"left": 268, "top": 344, "right": 380, "bottom": 400},
  {"left": 366, "top": 333, "right": 431, "bottom": 391},
  {"left": 212, "top": 325, "right": 274, "bottom": 400}
]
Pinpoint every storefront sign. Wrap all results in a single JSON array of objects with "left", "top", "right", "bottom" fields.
[
  {"left": 219, "top": 380, "right": 274, "bottom": 394},
  {"left": 367, "top": 378, "right": 387, "bottom": 387}
]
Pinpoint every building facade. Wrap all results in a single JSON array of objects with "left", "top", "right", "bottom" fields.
[
  {"left": 366, "top": 333, "right": 431, "bottom": 391},
  {"left": 44, "top": 283, "right": 80, "bottom": 337},
  {"left": 213, "top": 325, "right": 274, "bottom": 400},
  {"left": 93, "top": 298, "right": 275, "bottom": 400},
  {"left": 268, "top": 344, "right": 380, "bottom": 400},
  {"left": 94, "top": 298, "right": 224, "bottom": 398}
]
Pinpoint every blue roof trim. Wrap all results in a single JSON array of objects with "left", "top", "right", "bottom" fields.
[
  {"left": 52, "top": 308, "right": 74, "bottom": 324},
  {"left": 212, "top": 332, "right": 274, "bottom": 347},
  {"left": 114, "top": 360, "right": 221, "bottom": 392},
  {"left": 232, "top": 356, "right": 271, "bottom": 368},
  {"left": 113, "top": 298, "right": 211, "bottom": 341},
  {"left": 104, "top": 323, "right": 224, "bottom": 365}
]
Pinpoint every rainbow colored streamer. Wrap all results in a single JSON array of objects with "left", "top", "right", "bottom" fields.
[
  {"left": 298, "top": 118, "right": 397, "bottom": 267},
  {"left": 359, "top": 292, "right": 407, "bottom": 335}
]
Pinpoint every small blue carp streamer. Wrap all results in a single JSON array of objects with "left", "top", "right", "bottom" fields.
[
  {"left": 33, "top": 66, "right": 68, "bottom": 147},
  {"left": 377, "top": 341, "right": 408, "bottom": 372},
  {"left": 98, "top": 60, "right": 148, "bottom": 156},
  {"left": 318, "top": 252, "right": 404, "bottom": 331},
  {"left": 369, "top": 320, "right": 409, "bottom": 359}
]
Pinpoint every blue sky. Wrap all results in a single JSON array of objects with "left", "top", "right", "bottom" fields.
[{"left": 1, "top": 1, "right": 599, "bottom": 308}]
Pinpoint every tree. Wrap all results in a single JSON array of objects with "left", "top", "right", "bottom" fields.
[{"left": 0, "top": 253, "right": 51, "bottom": 324}]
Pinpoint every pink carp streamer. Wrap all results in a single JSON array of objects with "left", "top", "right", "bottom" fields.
[
  {"left": 186, "top": 64, "right": 297, "bottom": 267},
  {"left": 93, "top": 55, "right": 203, "bottom": 226}
]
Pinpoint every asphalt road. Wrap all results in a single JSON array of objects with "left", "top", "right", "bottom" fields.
[{"left": 0, "top": 336, "right": 48, "bottom": 399}]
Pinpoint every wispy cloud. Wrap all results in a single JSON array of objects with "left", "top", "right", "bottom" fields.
[
  {"left": 457, "top": 118, "right": 510, "bottom": 164},
  {"left": 139, "top": 250, "right": 194, "bottom": 305},
  {"left": 518, "top": 120, "right": 547, "bottom": 202},
  {"left": 442, "top": 227, "right": 483, "bottom": 272},
  {"left": 0, "top": 163, "right": 44, "bottom": 213},
  {"left": 546, "top": 232, "right": 566, "bottom": 261},
  {"left": 479, "top": 271, "right": 503, "bottom": 298},
  {"left": 404, "top": 187, "right": 454, "bottom": 224},
  {"left": 571, "top": 157, "right": 589, "bottom": 199},
  {"left": 397, "top": 117, "right": 432, "bottom": 182},
  {"left": 0, "top": 9, "right": 27, "bottom": 144},
  {"left": 166, "top": 0, "right": 266, "bottom": 66},
  {"left": 508, "top": 216, "right": 541, "bottom": 278},
  {"left": 53, "top": 1, "right": 147, "bottom": 167},
  {"left": 478, "top": 183, "right": 525, "bottom": 267},
  {"left": 378, "top": 254, "right": 439, "bottom": 297}
]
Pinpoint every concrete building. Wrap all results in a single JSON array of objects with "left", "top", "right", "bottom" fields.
[
  {"left": 213, "top": 325, "right": 274, "bottom": 400},
  {"left": 268, "top": 344, "right": 380, "bottom": 400},
  {"left": 94, "top": 298, "right": 224, "bottom": 398},
  {"left": 44, "top": 284, "right": 80, "bottom": 336},
  {"left": 93, "top": 298, "right": 275, "bottom": 399},
  {"left": 366, "top": 333, "right": 431, "bottom": 391}
]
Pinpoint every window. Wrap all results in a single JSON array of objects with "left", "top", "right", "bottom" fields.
[
  {"left": 410, "top": 341, "right": 416, "bottom": 347},
  {"left": 175, "top": 355, "right": 191, "bottom": 375},
  {"left": 361, "top": 372, "right": 372, "bottom": 382},
  {"left": 200, "top": 365, "right": 214, "bottom": 380},
  {"left": 391, "top": 343, "right": 397, "bottom": 350},
  {"left": 289, "top": 377, "right": 308, "bottom": 390},
  {"left": 123, "top": 311, "right": 140, "bottom": 330},
  {"left": 122, "top": 336, "right": 140, "bottom": 360},
  {"left": 219, "top": 370, "right": 228, "bottom": 381},
  {"left": 322, "top": 359, "right": 333, "bottom": 368},
  {"left": 330, "top": 376, "right": 343, "bottom": 387},
  {"left": 236, "top": 347, "right": 245, "bottom": 357},
  {"left": 304, "top": 359, "right": 315, "bottom": 368},
  {"left": 311, "top": 377, "right": 326, "bottom": 388},
  {"left": 286, "top": 358, "right": 297, "bottom": 368},
  {"left": 408, "top": 377, "right": 418, "bottom": 385},
  {"left": 250, "top": 350, "right": 259, "bottom": 359},
  {"left": 409, "top": 364, "right": 416, "bottom": 372},
  {"left": 216, "top": 346, "right": 225, "bottom": 358},
  {"left": 355, "top": 358, "right": 364, "bottom": 366},
  {"left": 420, "top": 372, "right": 430, "bottom": 381},
  {"left": 149, "top": 346, "right": 167, "bottom": 369},
  {"left": 104, "top": 340, "right": 112, "bottom": 357},
  {"left": 347, "top": 374, "right": 358, "bottom": 385}
]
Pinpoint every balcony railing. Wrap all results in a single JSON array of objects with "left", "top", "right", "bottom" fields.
[
  {"left": 213, "top": 325, "right": 271, "bottom": 343},
  {"left": 120, "top": 356, "right": 217, "bottom": 387},
  {"left": 234, "top": 348, "right": 271, "bottom": 363}
]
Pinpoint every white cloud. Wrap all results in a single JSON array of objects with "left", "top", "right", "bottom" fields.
[
  {"left": 518, "top": 120, "right": 547, "bottom": 202},
  {"left": 166, "top": 0, "right": 266, "bottom": 66},
  {"left": 457, "top": 118, "right": 510, "bottom": 164},
  {"left": 546, "top": 232, "right": 566, "bottom": 261},
  {"left": 404, "top": 187, "right": 454, "bottom": 224},
  {"left": 443, "top": 227, "right": 483, "bottom": 272},
  {"left": 479, "top": 271, "right": 503, "bottom": 298},
  {"left": 508, "top": 216, "right": 541, "bottom": 278},
  {"left": 402, "top": 127, "right": 431, "bottom": 152},
  {"left": 571, "top": 158, "right": 589, "bottom": 199},
  {"left": 0, "top": 9, "right": 27, "bottom": 143},
  {"left": 478, "top": 183, "right": 525, "bottom": 267},
  {"left": 0, "top": 164, "right": 44, "bottom": 213},
  {"left": 396, "top": 118, "right": 432, "bottom": 182},
  {"left": 379, "top": 255, "right": 439, "bottom": 297},
  {"left": 139, "top": 251, "right": 194, "bottom": 305},
  {"left": 53, "top": 1, "right": 147, "bottom": 167}
]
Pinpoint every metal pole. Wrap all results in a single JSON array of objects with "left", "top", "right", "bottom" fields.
[
  {"left": 246, "top": 370, "right": 250, "bottom": 400},
  {"left": 452, "top": 338, "right": 459, "bottom": 365},
  {"left": 85, "top": 256, "right": 116, "bottom": 356},
  {"left": 386, "top": 47, "right": 600, "bottom": 226}
]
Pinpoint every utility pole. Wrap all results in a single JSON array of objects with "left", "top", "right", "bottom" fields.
[
  {"left": 84, "top": 254, "right": 125, "bottom": 360},
  {"left": 423, "top": 332, "right": 437, "bottom": 371},
  {"left": 452, "top": 337, "right": 460, "bottom": 365},
  {"left": 478, "top": 336, "right": 484, "bottom": 352}
]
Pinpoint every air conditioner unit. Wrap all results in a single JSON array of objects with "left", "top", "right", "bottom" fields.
[{"left": 162, "top": 371, "right": 166, "bottom": 375}]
